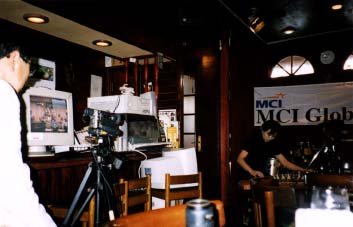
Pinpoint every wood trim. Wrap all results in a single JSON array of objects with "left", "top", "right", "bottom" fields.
[{"left": 220, "top": 32, "right": 230, "bottom": 204}]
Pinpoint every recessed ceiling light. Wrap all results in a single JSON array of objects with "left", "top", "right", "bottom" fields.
[
  {"left": 331, "top": 4, "right": 343, "bottom": 10},
  {"left": 23, "top": 13, "right": 49, "bottom": 24},
  {"left": 92, "top": 40, "right": 112, "bottom": 47},
  {"left": 282, "top": 26, "right": 296, "bottom": 35}
]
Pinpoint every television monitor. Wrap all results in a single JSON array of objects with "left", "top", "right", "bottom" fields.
[
  {"left": 140, "top": 147, "right": 198, "bottom": 189},
  {"left": 21, "top": 87, "right": 74, "bottom": 155},
  {"left": 162, "top": 147, "right": 198, "bottom": 175},
  {"left": 140, "top": 147, "right": 198, "bottom": 209},
  {"left": 116, "top": 114, "right": 170, "bottom": 151}
]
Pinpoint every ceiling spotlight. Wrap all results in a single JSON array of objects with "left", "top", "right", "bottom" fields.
[
  {"left": 331, "top": 4, "right": 343, "bottom": 10},
  {"left": 92, "top": 40, "right": 112, "bottom": 47},
  {"left": 23, "top": 13, "right": 49, "bottom": 24},
  {"left": 282, "top": 26, "right": 296, "bottom": 35}
]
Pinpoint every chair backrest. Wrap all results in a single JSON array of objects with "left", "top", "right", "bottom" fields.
[
  {"left": 113, "top": 180, "right": 128, "bottom": 217},
  {"left": 251, "top": 177, "right": 297, "bottom": 227},
  {"left": 47, "top": 195, "right": 96, "bottom": 227},
  {"left": 101, "top": 200, "right": 226, "bottom": 227},
  {"left": 164, "top": 172, "right": 202, "bottom": 207},
  {"left": 126, "top": 175, "right": 152, "bottom": 212}
]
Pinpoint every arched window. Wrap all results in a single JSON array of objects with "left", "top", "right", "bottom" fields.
[
  {"left": 271, "top": 55, "right": 314, "bottom": 78},
  {"left": 343, "top": 54, "right": 353, "bottom": 70}
]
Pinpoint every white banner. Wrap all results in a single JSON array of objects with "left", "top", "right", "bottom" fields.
[{"left": 254, "top": 82, "right": 353, "bottom": 126}]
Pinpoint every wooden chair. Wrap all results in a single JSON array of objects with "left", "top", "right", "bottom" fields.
[
  {"left": 101, "top": 200, "right": 226, "bottom": 227},
  {"left": 48, "top": 195, "right": 95, "bottom": 227},
  {"left": 112, "top": 179, "right": 129, "bottom": 217},
  {"left": 119, "top": 175, "right": 152, "bottom": 216},
  {"left": 306, "top": 173, "right": 353, "bottom": 210},
  {"left": 251, "top": 177, "right": 297, "bottom": 227},
  {"left": 151, "top": 172, "right": 202, "bottom": 208},
  {"left": 128, "top": 175, "right": 152, "bottom": 212}
]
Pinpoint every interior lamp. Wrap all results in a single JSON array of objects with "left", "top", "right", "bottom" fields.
[
  {"left": 282, "top": 26, "right": 296, "bottom": 35},
  {"left": 93, "top": 40, "right": 112, "bottom": 47},
  {"left": 23, "top": 13, "right": 49, "bottom": 24}
]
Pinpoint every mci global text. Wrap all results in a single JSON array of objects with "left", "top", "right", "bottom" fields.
[{"left": 255, "top": 107, "right": 353, "bottom": 124}]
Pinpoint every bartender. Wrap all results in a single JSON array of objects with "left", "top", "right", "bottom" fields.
[{"left": 237, "top": 120, "right": 306, "bottom": 178}]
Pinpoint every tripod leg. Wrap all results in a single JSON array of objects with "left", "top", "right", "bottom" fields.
[
  {"left": 94, "top": 165, "right": 116, "bottom": 226},
  {"left": 70, "top": 187, "right": 96, "bottom": 226},
  {"left": 63, "top": 162, "right": 93, "bottom": 226},
  {"left": 100, "top": 170, "right": 115, "bottom": 221},
  {"left": 95, "top": 167, "right": 101, "bottom": 226}
]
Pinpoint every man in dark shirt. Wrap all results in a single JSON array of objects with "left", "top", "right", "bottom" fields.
[{"left": 237, "top": 120, "right": 305, "bottom": 178}]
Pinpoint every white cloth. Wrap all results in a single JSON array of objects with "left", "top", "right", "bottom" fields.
[
  {"left": 0, "top": 80, "right": 56, "bottom": 227},
  {"left": 295, "top": 208, "right": 353, "bottom": 227}
]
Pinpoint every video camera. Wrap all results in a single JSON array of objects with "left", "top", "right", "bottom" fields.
[
  {"left": 82, "top": 108, "right": 125, "bottom": 168},
  {"left": 83, "top": 108, "right": 124, "bottom": 138}
]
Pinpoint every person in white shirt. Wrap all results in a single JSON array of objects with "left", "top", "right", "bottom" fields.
[{"left": 0, "top": 40, "right": 56, "bottom": 227}]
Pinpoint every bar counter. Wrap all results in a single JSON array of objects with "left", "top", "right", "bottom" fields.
[{"left": 27, "top": 150, "right": 161, "bottom": 206}]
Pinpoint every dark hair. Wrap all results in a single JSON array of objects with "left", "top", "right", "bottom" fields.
[
  {"left": 261, "top": 120, "right": 281, "bottom": 135},
  {"left": 0, "top": 40, "right": 31, "bottom": 63}
]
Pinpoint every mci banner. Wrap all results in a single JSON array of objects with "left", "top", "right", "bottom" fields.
[{"left": 254, "top": 82, "right": 353, "bottom": 126}]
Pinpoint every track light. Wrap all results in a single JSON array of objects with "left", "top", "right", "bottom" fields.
[{"left": 248, "top": 8, "right": 265, "bottom": 33}]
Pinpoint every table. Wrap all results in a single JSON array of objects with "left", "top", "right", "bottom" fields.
[
  {"left": 101, "top": 200, "right": 226, "bottom": 227},
  {"left": 238, "top": 177, "right": 311, "bottom": 227}
]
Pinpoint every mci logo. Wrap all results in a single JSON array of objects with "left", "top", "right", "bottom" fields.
[{"left": 256, "top": 99, "right": 283, "bottom": 108}]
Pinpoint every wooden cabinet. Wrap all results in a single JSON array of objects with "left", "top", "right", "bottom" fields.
[{"left": 28, "top": 151, "right": 161, "bottom": 206}]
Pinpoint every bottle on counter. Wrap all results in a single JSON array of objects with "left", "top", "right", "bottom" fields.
[{"left": 317, "top": 144, "right": 342, "bottom": 174}]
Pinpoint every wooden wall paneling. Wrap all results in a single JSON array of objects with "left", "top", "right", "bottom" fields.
[
  {"left": 220, "top": 32, "right": 230, "bottom": 205},
  {"left": 134, "top": 61, "right": 139, "bottom": 96},
  {"left": 144, "top": 57, "right": 149, "bottom": 92},
  {"left": 154, "top": 54, "right": 159, "bottom": 101},
  {"left": 194, "top": 48, "right": 221, "bottom": 200},
  {"left": 156, "top": 63, "right": 179, "bottom": 111},
  {"left": 124, "top": 59, "right": 129, "bottom": 84}
]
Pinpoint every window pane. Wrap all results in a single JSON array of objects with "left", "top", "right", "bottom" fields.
[
  {"left": 295, "top": 61, "right": 314, "bottom": 75},
  {"left": 272, "top": 55, "right": 314, "bottom": 78},
  {"left": 183, "top": 96, "right": 195, "bottom": 114},
  {"left": 183, "top": 75, "right": 195, "bottom": 95},
  {"left": 278, "top": 56, "right": 292, "bottom": 74},
  {"left": 183, "top": 115, "right": 195, "bottom": 133},
  {"left": 271, "top": 64, "right": 289, "bottom": 78},
  {"left": 343, "top": 54, "right": 353, "bottom": 70},
  {"left": 292, "top": 55, "right": 306, "bottom": 73},
  {"left": 183, "top": 134, "right": 195, "bottom": 148}
]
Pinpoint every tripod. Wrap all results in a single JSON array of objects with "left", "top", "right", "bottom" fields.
[{"left": 62, "top": 146, "right": 116, "bottom": 227}]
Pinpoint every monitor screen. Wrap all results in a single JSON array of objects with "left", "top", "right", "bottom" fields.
[
  {"left": 29, "top": 95, "right": 68, "bottom": 133},
  {"left": 22, "top": 87, "right": 74, "bottom": 153},
  {"left": 127, "top": 114, "right": 160, "bottom": 144}
]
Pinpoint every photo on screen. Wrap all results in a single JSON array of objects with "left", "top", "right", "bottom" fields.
[
  {"left": 29, "top": 95, "right": 68, "bottom": 133},
  {"left": 26, "top": 58, "right": 56, "bottom": 90}
]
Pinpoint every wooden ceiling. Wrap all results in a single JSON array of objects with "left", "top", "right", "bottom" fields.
[
  {"left": 2, "top": 0, "right": 352, "bottom": 60},
  {"left": 20, "top": 0, "right": 220, "bottom": 60},
  {"left": 220, "top": 0, "right": 353, "bottom": 44}
]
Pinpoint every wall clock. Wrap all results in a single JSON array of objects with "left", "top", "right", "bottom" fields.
[{"left": 320, "top": 50, "right": 335, "bottom": 64}]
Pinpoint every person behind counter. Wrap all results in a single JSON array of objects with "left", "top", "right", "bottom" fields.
[
  {"left": 237, "top": 120, "right": 306, "bottom": 178},
  {"left": 0, "top": 40, "right": 56, "bottom": 226}
]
